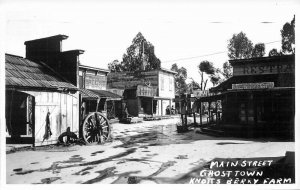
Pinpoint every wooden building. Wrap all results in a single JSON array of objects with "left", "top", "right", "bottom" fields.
[
  {"left": 78, "top": 65, "right": 122, "bottom": 119},
  {"left": 23, "top": 34, "right": 122, "bottom": 123},
  {"left": 6, "top": 34, "right": 124, "bottom": 146},
  {"left": 5, "top": 54, "right": 79, "bottom": 146},
  {"left": 196, "top": 55, "right": 295, "bottom": 139},
  {"left": 107, "top": 68, "right": 176, "bottom": 117}
]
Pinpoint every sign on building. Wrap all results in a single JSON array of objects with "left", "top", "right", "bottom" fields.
[
  {"left": 107, "top": 71, "right": 158, "bottom": 89},
  {"left": 232, "top": 82, "right": 274, "bottom": 90},
  {"left": 233, "top": 63, "right": 294, "bottom": 76},
  {"left": 193, "top": 90, "right": 213, "bottom": 98},
  {"left": 85, "top": 75, "right": 107, "bottom": 90},
  {"left": 137, "top": 85, "right": 157, "bottom": 97}
]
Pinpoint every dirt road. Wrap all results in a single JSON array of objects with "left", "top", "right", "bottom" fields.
[{"left": 6, "top": 117, "right": 295, "bottom": 184}]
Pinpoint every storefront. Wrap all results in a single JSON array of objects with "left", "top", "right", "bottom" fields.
[
  {"left": 79, "top": 65, "right": 122, "bottom": 120},
  {"left": 107, "top": 69, "right": 176, "bottom": 117},
  {"left": 196, "top": 55, "right": 295, "bottom": 139}
]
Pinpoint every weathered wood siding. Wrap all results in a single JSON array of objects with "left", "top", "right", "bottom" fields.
[
  {"left": 107, "top": 71, "right": 159, "bottom": 90},
  {"left": 23, "top": 91, "right": 79, "bottom": 146},
  {"left": 158, "top": 71, "right": 175, "bottom": 99}
]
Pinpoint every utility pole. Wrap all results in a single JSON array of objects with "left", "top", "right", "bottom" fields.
[{"left": 141, "top": 39, "right": 146, "bottom": 70}]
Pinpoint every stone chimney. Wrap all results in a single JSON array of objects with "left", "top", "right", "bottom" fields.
[{"left": 24, "top": 35, "right": 84, "bottom": 87}]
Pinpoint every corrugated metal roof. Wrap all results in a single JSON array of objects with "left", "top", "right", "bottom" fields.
[
  {"left": 80, "top": 89, "right": 99, "bottom": 99},
  {"left": 80, "top": 88, "right": 122, "bottom": 100},
  {"left": 5, "top": 54, "right": 77, "bottom": 90},
  {"left": 90, "top": 89, "right": 122, "bottom": 100}
]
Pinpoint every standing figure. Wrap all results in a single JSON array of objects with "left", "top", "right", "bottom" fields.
[{"left": 43, "top": 111, "right": 52, "bottom": 142}]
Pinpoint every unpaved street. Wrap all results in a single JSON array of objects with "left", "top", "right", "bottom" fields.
[{"left": 6, "top": 117, "right": 295, "bottom": 184}]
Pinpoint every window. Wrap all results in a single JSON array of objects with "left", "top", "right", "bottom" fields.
[
  {"left": 161, "top": 76, "right": 164, "bottom": 90},
  {"left": 169, "top": 77, "right": 173, "bottom": 91}
]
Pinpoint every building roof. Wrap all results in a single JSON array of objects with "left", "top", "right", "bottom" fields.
[
  {"left": 159, "top": 67, "right": 177, "bottom": 75},
  {"left": 24, "top": 34, "right": 68, "bottom": 45},
  {"left": 90, "top": 89, "right": 122, "bottom": 100},
  {"left": 210, "top": 75, "right": 277, "bottom": 92},
  {"left": 229, "top": 54, "right": 294, "bottom": 66},
  {"left": 79, "top": 65, "right": 109, "bottom": 73},
  {"left": 80, "top": 88, "right": 122, "bottom": 100},
  {"left": 211, "top": 55, "right": 295, "bottom": 93},
  {"left": 210, "top": 72, "right": 294, "bottom": 93},
  {"left": 80, "top": 88, "right": 99, "bottom": 99},
  {"left": 5, "top": 53, "right": 77, "bottom": 91}
]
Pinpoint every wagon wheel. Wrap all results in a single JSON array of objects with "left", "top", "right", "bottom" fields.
[{"left": 82, "top": 112, "right": 111, "bottom": 144}]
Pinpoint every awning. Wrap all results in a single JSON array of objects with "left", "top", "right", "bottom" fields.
[
  {"left": 89, "top": 89, "right": 122, "bottom": 100},
  {"left": 197, "top": 87, "right": 295, "bottom": 103},
  {"left": 210, "top": 74, "right": 282, "bottom": 92},
  {"left": 80, "top": 89, "right": 99, "bottom": 100}
]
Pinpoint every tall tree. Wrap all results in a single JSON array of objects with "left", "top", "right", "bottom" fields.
[
  {"left": 252, "top": 43, "right": 265, "bottom": 58},
  {"left": 108, "top": 32, "right": 161, "bottom": 72},
  {"left": 198, "top": 61, "right": 215, "bottom": 90},
  {"left": 171, "top": 63, "right": 188, "bottom": 94},
  {"left": 281, "top": 15, "right": 295, "bottom": 54},
  {"left": 228, "top": 32, "right": 253, "bottom": 59},
  {"left": 268, "top": 48, "right": 281, "bottom": 57}
]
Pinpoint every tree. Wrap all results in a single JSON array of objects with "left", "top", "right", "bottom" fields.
[
  {"left": 108, "top": 60, "right": 123, "bottom": 72},
  {"left": 228, "top": 32, "right": 253, "bottom": 59},
  {"left": 281, "top": 15, "right": 295, "bottom": 54},
  {"left": 222, "top": 61, "right": 233, "bottom": 79},
  {"left": 208, "top": 62, "right": 232, "bottom": 87},
  {"left": 198, "top": 61, "right": 215, "bottom": 90},
  {"left": 252, "top": 43, "right": 265, "bottom": 58},
  {"left": 187, "top": 78, "right": 201, "bottom": 93},
  {"left": 209, "top": 71, "right": 222, "bottom": 87},
  {"left": 121, "top": 32, "right": 161, "bottom": 72},
  {"left": 171, "top": 63, "right": 188, "bottom": 94},
  {"left": 268, "top": 48, "right": 281, "bottom": 57}
]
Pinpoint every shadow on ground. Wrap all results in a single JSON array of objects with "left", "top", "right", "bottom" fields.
[{"left": 173, "top": 151, "right": 295, "bottom": 184}]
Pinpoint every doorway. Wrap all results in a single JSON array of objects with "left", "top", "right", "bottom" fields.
[{"left": 6, "top": 90, "right": 34, "bottom": 143}]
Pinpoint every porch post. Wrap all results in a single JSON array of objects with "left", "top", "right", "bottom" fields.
[
  {"left": 193, "top": 111, "right": 196, "bottom": 127},
  {"left": 200, "top": 101, "right": 202, "bottom": 126},
  {"left": 96, "top": 98, "right": 100, "bottom": 112},
  {"left": 32, "top": 98, "right": 36, "bottom": 147},
  {"left": 151, "top": 98, "right": 153, "bottom": 116},
  {"left": 216, "top": 100, "right": 219, "bottom": 125},
  {"left": 161, "top": 99, "right": 163, "bottom": 116},
  {"left": 208, "top": 101, "right": 211, "bottom": 123}
]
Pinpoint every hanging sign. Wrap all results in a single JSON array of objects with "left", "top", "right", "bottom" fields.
[{"left": 193, "top": 90, "right": 213, "bottom": 98}]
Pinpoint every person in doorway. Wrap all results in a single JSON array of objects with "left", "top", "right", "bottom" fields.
[
  {"left": 166, "top": 105, "right": 170, "bottom": 115},
  {"left": 121, "top": 102, "right": 132, "bottom": 119},
  {"left": 171, "top": 105, "right": 176, "bottom": 115}
]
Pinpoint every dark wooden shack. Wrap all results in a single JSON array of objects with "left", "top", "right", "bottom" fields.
[
  {"left": 196, "top": 55, "right": 295, "bottom": 139},
  {"left": 5, "top": 54, "right": 79, "bottom": 146}
]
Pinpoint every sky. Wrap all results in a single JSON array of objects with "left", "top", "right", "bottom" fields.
[{"left": 2, "top": 0, "right": 298, "bottom": 88}]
